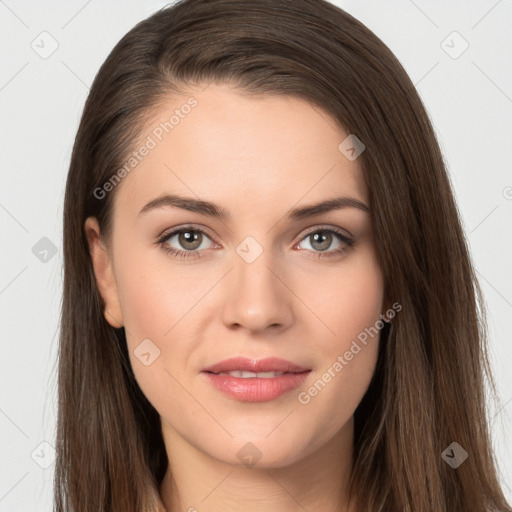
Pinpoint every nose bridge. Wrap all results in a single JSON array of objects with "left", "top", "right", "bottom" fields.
[{"left": 221, "top": 234, "right": 293, "bottom": 332}]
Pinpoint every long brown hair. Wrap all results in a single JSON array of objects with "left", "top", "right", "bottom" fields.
[{"left": 56, "top": 0, "right": 512, "bottom": 510}]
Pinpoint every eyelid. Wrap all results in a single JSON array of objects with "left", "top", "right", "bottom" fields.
[
  {"left": 157, "top": 223, "right": 218, "bottom": 242},
  {"left": 299, "top": 223, "right": 353, "bottom": 240}
]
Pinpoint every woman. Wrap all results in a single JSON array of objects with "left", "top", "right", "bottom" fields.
[{"left": 55, "top": 0, "right": 512, "bottom": 510}]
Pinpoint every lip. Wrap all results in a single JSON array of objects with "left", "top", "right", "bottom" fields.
[
  {"left": 202, "top": 356, "right": 310, "bottom": 374},
  {"left": 201, "top": 357, "right": 311, "bottom": 402}
]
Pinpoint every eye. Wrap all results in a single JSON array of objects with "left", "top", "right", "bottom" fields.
[
  {"left": 295, "top": 227, "right": 354, "bottom": 258},
  {"left": 157, "top": 225, "right": 354, "bottom": 260},
  {"left": 157, "top": 226, "right": 217, "bottom": 260}
]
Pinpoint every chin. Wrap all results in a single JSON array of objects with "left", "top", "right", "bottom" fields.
[{"left": 203, "top": 434, "right": 311, "bottom": 469}]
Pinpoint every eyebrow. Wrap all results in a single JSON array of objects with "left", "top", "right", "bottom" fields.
[{"left": 138, "top": 193, "right": 370, "bottom": 220}]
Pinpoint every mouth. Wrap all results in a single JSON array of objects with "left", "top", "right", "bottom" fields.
[
  {"left": 201, "top": 357, "right": 312, "bottom": 402},
  {"left": 205, "top": 370, "right": 302, "bottom": 378}
]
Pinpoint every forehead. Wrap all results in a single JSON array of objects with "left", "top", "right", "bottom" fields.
[{"left": 113, "top": 83, "right": 368, "bottom": 222}]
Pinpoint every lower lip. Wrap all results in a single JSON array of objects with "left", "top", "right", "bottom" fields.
[{"left": 203, "top": 371, "right": 311, "bottom": 402}]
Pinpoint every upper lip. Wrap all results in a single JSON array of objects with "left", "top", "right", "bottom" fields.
[{"left": 202, "top": 357, "right": 310, "bottom": 374}]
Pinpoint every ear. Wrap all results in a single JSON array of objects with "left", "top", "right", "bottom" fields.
[{"left": 84, "top": 217, "right": 124, "bottom": 328}]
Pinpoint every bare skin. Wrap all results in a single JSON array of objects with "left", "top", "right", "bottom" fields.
[{"left": 86, "top": 83, "right": 388, "bottom": 512}]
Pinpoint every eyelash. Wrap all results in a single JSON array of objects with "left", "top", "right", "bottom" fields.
[{"left": 157, "top": 225, "right": 354, "bottom": 260}]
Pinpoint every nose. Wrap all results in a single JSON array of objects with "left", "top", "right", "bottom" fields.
[{"left": 220, "top": 240, "right": 294, "bottom": 334}]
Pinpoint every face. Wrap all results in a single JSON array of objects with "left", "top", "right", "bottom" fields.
[{"left": 86, "top": 83, "right": 386, "bottom": 469}]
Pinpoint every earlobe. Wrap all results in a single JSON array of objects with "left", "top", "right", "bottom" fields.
[{"left": 84, "top": 217, "right": 124, "bottom": 328}]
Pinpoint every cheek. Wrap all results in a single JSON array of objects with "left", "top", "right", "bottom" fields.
[
  {"left": 115, "top": 266, "right": 193, "bottom": 417},
  {"left": 114, "top": 242, "right": 200, "bottom": 340},
  {"left": 111, "top": 242, "right": 212, "bottom": 406},
  {"left": 298, "top": 340, "right": 379, "bottom": 454},
  {"left": 310, "top": 246, "right": 385, "bottom": 346},
  {"left": 295, "top": 248, "right": 383, "bottom": 433}
]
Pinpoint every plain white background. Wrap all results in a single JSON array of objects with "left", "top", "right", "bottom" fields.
[{"left": 0, "top": 0, "right": 511, "bottom": 510}]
